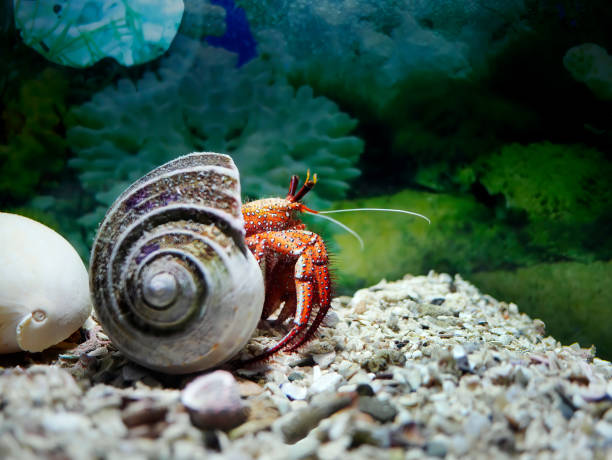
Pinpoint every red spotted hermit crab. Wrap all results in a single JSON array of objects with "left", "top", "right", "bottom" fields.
[{"left": 90, "top": 152, "right": 428, "bottom": 373}]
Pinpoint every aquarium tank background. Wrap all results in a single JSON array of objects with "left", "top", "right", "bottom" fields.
[{"left": 1, "top": 0, "right": 611, "bottom": 358}]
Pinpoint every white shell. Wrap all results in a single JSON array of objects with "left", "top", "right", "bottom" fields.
[
  {"left": 89, "top": 153, "right": 265, "bottom": 374},
  {"left": 0, "top": 213, "right": 91, "bottom": 353}
]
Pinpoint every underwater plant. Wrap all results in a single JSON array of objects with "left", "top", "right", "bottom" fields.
[
  {"left": 14, "top": 0, "right": 184, "bottom": 67},
  {"left": 67, "top": 34, "right": 363, "bottom": 250},
  {"left": 475, "top": 142, "right": 612, "bottom": 261},
  {"left": 0, "top": 68, "right": 70, "bottom": 203}
]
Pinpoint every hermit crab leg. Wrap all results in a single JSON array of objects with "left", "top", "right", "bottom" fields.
[
  {"left": 242, "top": 228, "right": 329, "bottom": 362},
  {"left": 286, "top": 262, "right": 331, "bottom": 351}
]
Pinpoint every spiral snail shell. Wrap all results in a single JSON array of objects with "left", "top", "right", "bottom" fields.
[{"left": 90, "top": 153, "right": 265, "bottom": 374}]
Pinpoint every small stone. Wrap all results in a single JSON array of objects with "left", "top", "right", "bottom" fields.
[
  {"left": 403, "top": 368, "right": 422, "bottom": 391},
  {"left": 288, "top": 371, "right": 305, "bottom": 382},
  {"left": 579, "top": 384, "right": 608, "bottom": 402},
  {"left": 532, "top": 319, "right": 546, "bottom": 335},
  {"left": 228, "top": 418, "right": 277, "bottom": 440},
  {"left": 281, "top": 382, "right": 308, "bottom": 401},
  {"left": 94, "top": 408, "right": 129, "bottom": 438},
  {"left": 310, "top": 371, "right": 343, "bottom": 395},
  {"left": 323, "top": 311, "right": 340, "bottom": 327},
  {"left": 237, "top": 379, "right": 264, "bottom": 397},
  {"left": 181, "top": 370, "right": 248, "bottom": 431},
  {"left": 595, "top": 421, "right": 612, "bottom": 440},
  {"left": 350, "top": 289, "right": 378, "bottom": 314},
  {"left": 288, "top": 355, "right": 316, "bottom": 367},
  {"left": 449, "top": 434, "right": 470, "bottom": 456},
  {"left": 558, "top": 397, "right": 576, "bottom": 420},
  {"left": 358, "top": 397, "right": 398, "bottom": 423},
  {"left": 121, "top": 399, "right": 168, "bottom": 428},
  {"left": 513, "top": 367, "right": 531, "bottom": 387},
  {"left": 121, "top": 363, "right": 149, "bottom": 382},
  {"left": 391, "top": 422, "right": 426, "bottom": 448},
  {"left": 338, "top": 384, "right": 357, "bottom": 393},
  {"left": 41, "top": 412, "right": 92, "bottom": 434},
  {"left": 356, "top": 383, "right": 375, "bottom": 397},
  {"left": 275, "top": 394, "right": 353, "bottom": 443},
  {"left": 452, "top": 345, "right": 472, "bottom": 373},
  {"left": 313, "top": 352, "right": 336, "bottom": 369},
  {"left": 464, "top": 413, "right": 490, "bottom": 438},
  {"left": 425, "top": 440, "right": 448, "bottom": 458},
  {"left": 287, "top": 435, "right": 320, "bottom": 460},
  {"left": 337, "top": 362, "right": 360, "bottom": 379},
  {"left": 386, "top": 312, "right": 400, "bottom": 332}
]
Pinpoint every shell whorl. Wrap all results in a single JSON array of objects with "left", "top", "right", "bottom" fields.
[{"left": 90, "top": 153, "right": 265, "bottom": 374}]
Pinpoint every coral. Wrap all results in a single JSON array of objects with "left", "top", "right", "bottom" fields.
[
  {"left": 14, "top": 0, "right": 184, "bottom": 67},
  {"left": 563, "top": 43, "right": 612, "bottom": 100},
  {"left": 67, "top": 35, "right": 363, "bottom": 244},
  {"left": 180, "top": 0, "right": 227, "bottom": 39},
  {"left": 476, "top": 142, "right": 612, "bottom": 260},
  {"left": 236, "top": 0, "right": 528, "bottom": 112},
  {"left": 0, "top": 68, "right": 70, "bottom": 203},
  {"left": 471, "top": 260, "right": 612, "bottom": 360},
  {"left": 236, "top": 0, "right": 470, "bottom": 114}
]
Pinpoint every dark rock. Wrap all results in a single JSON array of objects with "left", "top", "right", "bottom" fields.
[
  {"left": 121, "top": 399, "right": 168, "bottom": 428},
  {"left": 358, "top": 396, "right": 398, "bottom": 423},
  {"left": 356, "top": 383, "right": 375, "bottom": 397}
]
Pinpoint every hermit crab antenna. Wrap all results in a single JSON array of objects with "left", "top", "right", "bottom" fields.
[
  {"left": 305, "top": 211, "right": 365, "bottom": 250},
  {"left": 289, "top": 170, "right": 317, "bottom": 202},
  {"left": 319, "top": 208, "right": 431, "bottom": 224}
]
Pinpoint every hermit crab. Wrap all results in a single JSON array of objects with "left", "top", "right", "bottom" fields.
[{"left": 90, "top": 152, "right": 428, "bottom": 374}]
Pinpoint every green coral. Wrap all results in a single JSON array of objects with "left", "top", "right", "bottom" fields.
[
  {"left": 471, "top": 260, "right": 612, "bottom": 360},
  {"left": 67, "top": 35, "right": 363, "bottom": 243},
  {"left": 0, "top": 68, "right": 70, "bottom": 203},
  {"left": 476, "top": 142, "right": 612, "bottom": 260}
]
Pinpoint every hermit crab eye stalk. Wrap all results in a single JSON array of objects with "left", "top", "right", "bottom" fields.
[{"left": 287, "top": 169, "right": 318, "bottom": 202}]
